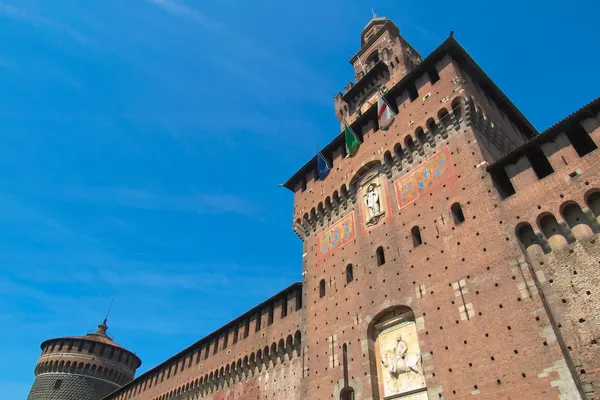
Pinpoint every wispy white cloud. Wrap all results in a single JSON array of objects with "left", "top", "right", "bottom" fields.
[
  {"left": 63, "top": 186, "right": 259, "bottom": 217},
  {"left": 148, "top": 0, "right": 223, "bottom": 32},
  {"left": 145, "top": 0, "right": 333, "bottom": 99},
  {"left": 0, "top": 1, "right": 92, "bottom": 46}
]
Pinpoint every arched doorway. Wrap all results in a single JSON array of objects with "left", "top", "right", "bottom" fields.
[{"left": 340, "top": 386, "right": 355, "bottom": 400}]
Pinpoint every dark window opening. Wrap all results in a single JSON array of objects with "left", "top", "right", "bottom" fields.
[
  {"left": 563, "top": 203, "right": 593, "bottom": 231},
  {"left": 268, "top": 304, "right": 274, "bottom": 325},
  {"left": 340, "top": 387, "right": 355, "bottom": 400},
  {"left": 429, "top": 68, "right": 440, "bottom": 84},
  {"left": 244, "top": 320, "right": 250, "bottom": 338},
  {"left": 491, "top": 169, "right": 516, "bottom": 199},
  {"left": 565, "top": 124, "right": 597, "bottom": 157},
  {"left": 527, "top": 147, "right": 554, "bottom": 179},
  {"left": 342, "top": 343, "right": 349, "bottom": 386},
  {"left": 451, "top": 203, "right": 465, "bottom": 224},
  {"left": 213, "top": 340, "right": 218, "bottom": 354},
  {"left": 319, "top": 279, "right": 326, "bottom": 298},
  {"left": 394, "top": 143, "right": 403, "bottom": 160},
  {"left": 281, "top": 297, "right": 288, "bottom": 319},
  {"left": 451, "top": 98, "right": 463, "bottom": 122},
  {"left": 587, "top": 192, "right": 600, "bottom": 217},
  {"left": 407, "top": 83, "right": 418, "bottom": 102},
  {"left": 296, "top": 288, "right": 303, "bottom": 310},
  {"left": 539, "top": 214, "right": 570, "bottom": 246},
  {"left": 376, "top": 246, "right": 385, "bottom": 266},
  {"left": 222, "top": 332, "right": 228, "bottom": 349},
  {"left": 255, "top": 312, "right": 262, "bottom": 332},
  {"left": 384, "top": 151, "right": 394, "bottom": 167},
  {"left": 516, "top": 223, "right": 544, "bottom": 251},
  {"left": 346, "top": 264, "right": 354, "bottom": 284},
  {"left": 411, "top": 226, "right": 423, "bottom": 247},
  {"left": 54, "top": 380, "right": 62, "bottom": 390},
  {"left": 300, "top": 178, "right": 307, "bottom": 192},
  {"left": 233, "top": 327, "right": 239, "bottom": 344}
]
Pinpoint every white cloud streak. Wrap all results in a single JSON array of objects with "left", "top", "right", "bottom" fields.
[
  {"left": 64, "top": 186, "right": 259, "bottom": 217},
  {"left": 0, "top": 1, "right": 92, "bottom": 46}
]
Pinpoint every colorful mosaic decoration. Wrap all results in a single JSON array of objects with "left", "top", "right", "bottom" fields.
[
  {"left": 318, "top": 214, "right": 355, "bottom": 257},
  {"left": 395, "top": 147, "right": 456, "bottom": 209}
]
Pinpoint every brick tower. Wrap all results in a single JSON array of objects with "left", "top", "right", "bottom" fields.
[
  {"left": 79, "top": 15, "right": 599, "bottom": 400},
  {"left": 27, "top": 319, "right": 141, "bottom": 400}
]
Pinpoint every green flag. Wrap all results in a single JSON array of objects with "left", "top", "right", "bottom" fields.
[{"left": 344, "top": 124, "right": 360, "bottom": 156}]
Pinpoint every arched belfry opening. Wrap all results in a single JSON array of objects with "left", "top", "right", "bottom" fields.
[{"left": 367, "top": 306, "right": 426, "bottom": 399}]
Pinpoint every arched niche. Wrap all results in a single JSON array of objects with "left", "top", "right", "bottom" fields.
[
  {"left": 368, "top": 306, "right": 427, "bottom": 400},
  {"left": 561, "top": 202, "right": 594, "bottom": 239},
  {"left": 538, "top": 213, "right": 569, "bottom": 249},
  {"left": 516, "top": 222, "right": 546, "bottom": 257}
]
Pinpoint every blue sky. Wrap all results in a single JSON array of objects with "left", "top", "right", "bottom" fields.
[{"left": 0, "top": 0, "right": 598, "bottom": 397}]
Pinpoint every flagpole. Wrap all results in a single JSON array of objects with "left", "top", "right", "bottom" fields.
[{"left": 315, "top": 144, "right": 331, "bottom": 169}]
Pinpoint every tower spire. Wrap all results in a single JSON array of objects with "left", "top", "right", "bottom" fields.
[{"left": 96, "top": 290, "right": 116, "bottom": 336}]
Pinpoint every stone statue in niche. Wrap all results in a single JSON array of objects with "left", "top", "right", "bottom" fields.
[{"left": 364, "top": 183, "right": 385, "bottom": 227}]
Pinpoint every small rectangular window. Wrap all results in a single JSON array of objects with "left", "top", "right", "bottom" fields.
[
  {"left": 53, "top": 380, "right": 62, "bottom": 390},
  {"left": 407, "top": 83, "right": 418, "bottom": 102},
  {"left": 268, "top": 304, "right": 274, "bottom": 325},
  {"left": 255, "top": 312, "right": 262, "bottom": 332},
  {"left": 281, "top": 296, "right": 288, "bottom": 319}
]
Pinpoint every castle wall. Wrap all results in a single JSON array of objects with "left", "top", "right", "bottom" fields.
[{"left": 103, "top": 286, "right": 304, "bottom": 400}]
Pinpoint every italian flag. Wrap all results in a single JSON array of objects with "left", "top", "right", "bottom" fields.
[{"left": 377, "top": 92, "right": 396, "bottom": 131}]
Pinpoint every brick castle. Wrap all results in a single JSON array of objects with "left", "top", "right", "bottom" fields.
[{"left": 27, "top": 16, "right": 600, "bottom": 400}]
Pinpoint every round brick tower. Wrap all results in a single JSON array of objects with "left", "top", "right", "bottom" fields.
[{"left": 27, "top": 319, "right": 141, "bottom": 400}]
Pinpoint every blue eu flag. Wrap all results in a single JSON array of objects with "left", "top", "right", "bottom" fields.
[{"left": 317, "top": 152, "right": 331, "bottom": 180}]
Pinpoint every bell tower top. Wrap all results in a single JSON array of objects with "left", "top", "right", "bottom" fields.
[
  {"left": 334, "top": 16, "right": 422, "bottom": 125},
  {"left": 361, "top": 13, "right": 388, "bottom": 46}
]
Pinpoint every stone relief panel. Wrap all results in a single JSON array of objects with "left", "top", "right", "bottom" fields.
[
  {"left": 375, "top": 318, "right": 426, "bottom": 399},
  {"left": 317, "top": 213, "right": 355, "bottom": 258},
  {"left": 394, "top": 146, "right": 456, "bottom": 210}
]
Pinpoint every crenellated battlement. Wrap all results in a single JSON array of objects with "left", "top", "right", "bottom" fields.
[{"left": 487, "top": 97, "right": 600, "bottom": 200}]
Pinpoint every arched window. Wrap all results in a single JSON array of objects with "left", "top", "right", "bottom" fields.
[
  {"left": 586, "top": 191, "right": 600, "bottom": 218},
  {"left": 366, "top": 50, "right": 380, "bottom": 68},
  {"left": 319, "top": 279, "right": 326, "bottom": 298},
  {"left": 346, "top": 264, "right": 354, "bottom": 283},
  {"left": 539, "top": 214, "right": 568, "bottom": 249},
  {"left": 376, "top": 246, "right": 385, "bottom": 266},
  {"left": 394, "top": 143, "right": 403, "bottom": 160},
  {"left": 451, "top": 97, "right": 463, "bottom": 123},
  {"left": 411, "top": 226, "right": 422, "bottom": 247},
  {"left": 383, "top": 151, "right": 394, "bottom": 168},
  {"left": 415, "top": 127, "right": 427, "bottom": 149},
  {"left": 451, "top": 202, "right": 465, "bottom": 224},
  {"left": 438, "top": 108, "right": 451, "bottom": 132},
  {"left": 426, "top": 118, "right": 439, "bottom": 138},
  {"left": 404, "top": 136, "right": 417, "bottom": 154},
  {"left": 562, "top": 202, "right": 594, "bottom": 238}
]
